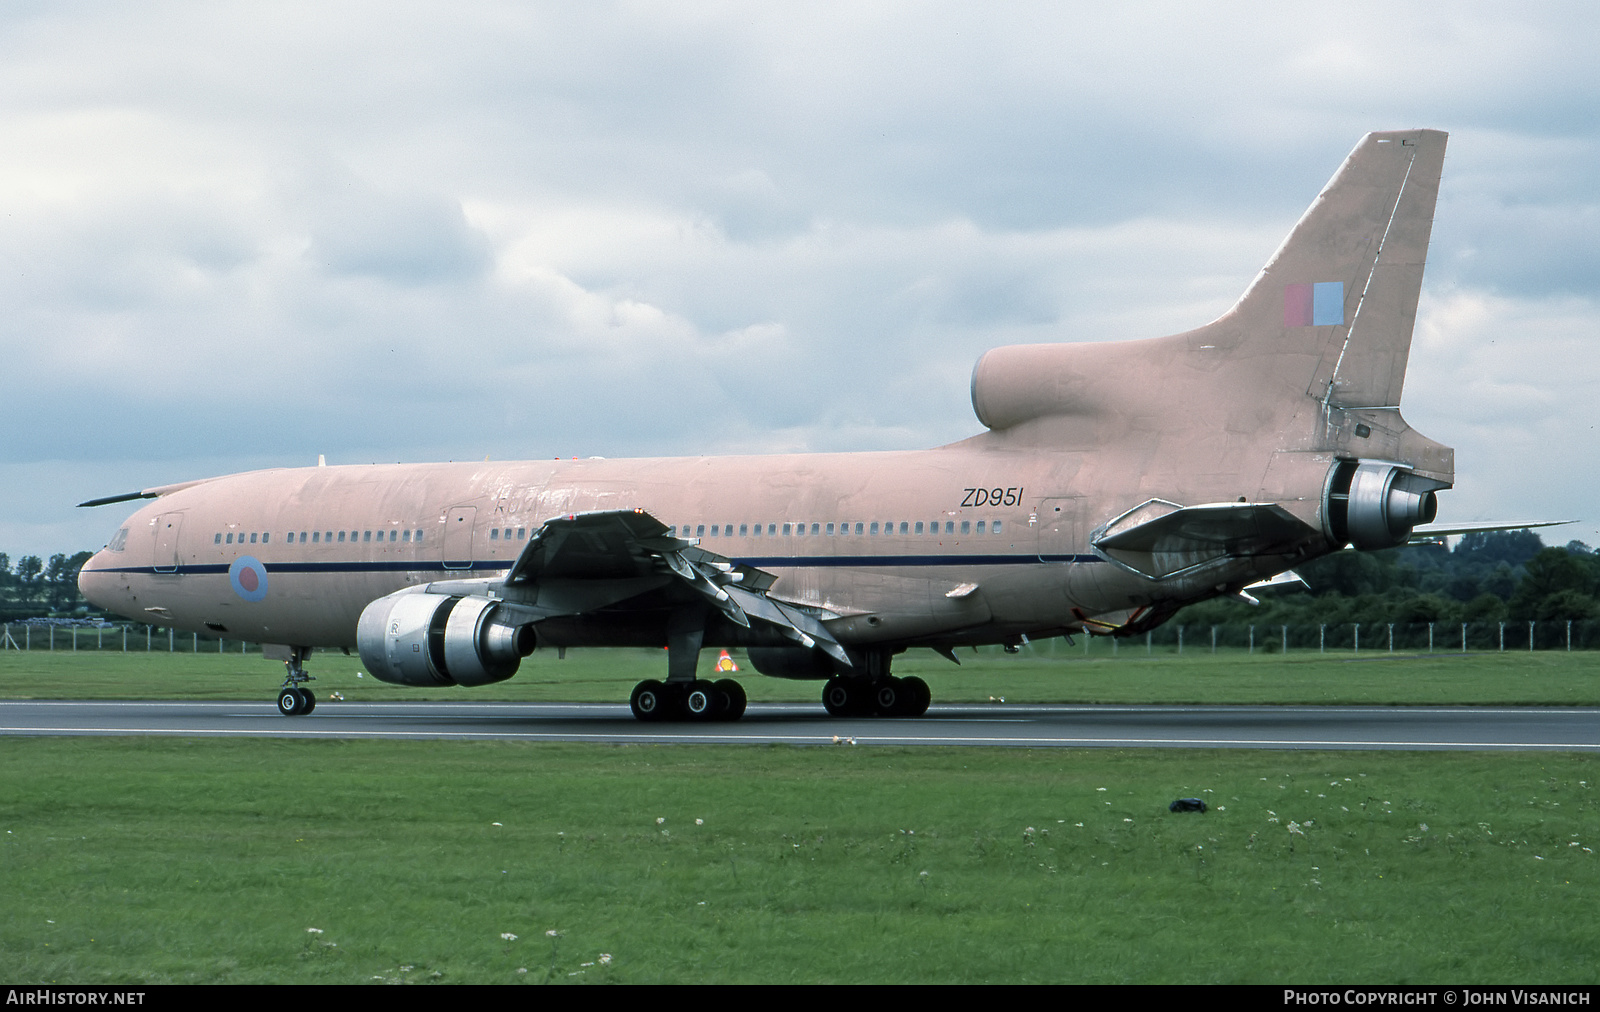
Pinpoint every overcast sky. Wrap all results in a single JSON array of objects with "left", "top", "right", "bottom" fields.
[{"left": 2, "top": 2, "right": 1597, "bottom": 558}]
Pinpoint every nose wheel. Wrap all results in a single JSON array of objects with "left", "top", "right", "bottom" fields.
[
  {"left": 277, "top": 687, "right": 316, "bottom": 716},
  {"left": 275, "top": 646, "right": 316, "bottom": 716}
]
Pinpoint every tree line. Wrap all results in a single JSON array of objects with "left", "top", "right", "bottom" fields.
[{"left": 0, "top": 551, "right": 95, "bottom": 620}]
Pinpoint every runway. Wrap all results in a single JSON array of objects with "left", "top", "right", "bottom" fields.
[{"left": 2, "top": 699, "right": 1598, "bottom": 750}]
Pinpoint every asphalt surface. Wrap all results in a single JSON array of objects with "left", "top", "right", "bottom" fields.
[{"left": 2, "top": 699, "right": 1598, "bottom": 750}]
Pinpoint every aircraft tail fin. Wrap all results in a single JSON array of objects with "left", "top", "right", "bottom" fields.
[{"left": 1226, "top": 129, "right": 1447, "bottom": 410}]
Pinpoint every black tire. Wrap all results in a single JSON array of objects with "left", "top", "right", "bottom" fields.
[
  {"left": 683, "top": 679, "right": 720, "bottom": 720},
  {"left": 630, "top": 679, "right": 670, "bottom": 721},
  {"left": 714, "top": 678, "right": 747, "bottom": 720},
  {"left": 301, "top": 689, "right": 316, "bottom": 714},
  {"left": 277, "top": 688, "right": 303, "bottom": 716},
  {"left": 901, "top": 676, "right": 931, "bottom": 716},
  {"left": 822, "top": 677, "right": 857, "bottom": 716},
  {"left": 874, "top": 678, "right": 903, "bottom": 716}
]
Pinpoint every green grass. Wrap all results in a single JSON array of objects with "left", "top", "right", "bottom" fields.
[
  {"left": 0, "top": 738, "right": 1595, "bottom": 984},
  {"left": 4, "top": 645, "right": 1600, "bottom": 706}
]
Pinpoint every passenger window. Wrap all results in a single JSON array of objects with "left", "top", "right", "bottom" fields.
[
  {"left": 490, "top": 529, "right": 499, "bottom": 540},
  {"left": 312, "top": 532, "right": 320, "bottom": 543},
  {"left": 826, "top": 523, "right": 835, "bottom": 535},
  {"left": 402, "top": 530, "right": 410, "bottom": 543},
  {"left": 301, "top": 532, "right": 308, "bottom": 543},
  {"left": 710, "top": 525, "right": 719, "bottom": 536},
  {"left": 226, "top": 533, "right": 234, "bottom": 544},
  {"left": 517, "top": 528, "right": 526, "bottom": 539},
  {"left": 696, "top": 525, "right": 705, "bottom": 537},
  {"left": 262, "top": 533, "right": 270, "bottom": 544},
  {"left": 414, "top": 530, "right": 423, "bottom": 542},
  {"left": 976, "top": 521, "right": 985, "bottom": 533},
  {"left": 251, "top": 533, "right": 258, "bottom": 543},
  {"left": 870, "top": 522, "right": 879, "bottom": 535},
  {"left": 811, "top": 523, "right": 820, "bottom": 535},
  {"left": 783, "top": 523, "right": 792, "bottom": 536},
  {"left": 899, "top": 522, "right": 908, "bottom": 534},
  {"left": 214, "top": 533, "right": 222, "bottom": 544},
  {"left": 960, "top": 521, "right": 970, "bottom": 534},
  {"left": 337, "top": 531, "right": 345, "bottom": 542},
  {"left": 914, "top": 522, "right": 923, "bottom": 534},
  {"left": 796, "top": 523, "right": 806, "bottom": 537},
  {"left": 854, "top": 523, "right": 863, "bottom": 535},
  {"left": 768, "top": 524, "right": 776, "bottom": 535},
  {"left": 752, "top": 524, "right": 761, "bottom": 538},
  {"left": 945, "top": 522, "right": 954, "bottom": 534},
  {"left": 993, "top": 520, "right": 1002, "bottom": 534}
]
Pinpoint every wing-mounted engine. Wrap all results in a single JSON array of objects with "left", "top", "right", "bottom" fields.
[
  {"left": 1322, "top": 459, "right": 1447, "bottom": 550},
  {"left": 356, "top": 590, "right": 536, "bottom": 687}
]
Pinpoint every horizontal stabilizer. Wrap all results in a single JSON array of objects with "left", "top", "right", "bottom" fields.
[{"left": 1408, "top": 519, "right": 1573, "bottom": 543}]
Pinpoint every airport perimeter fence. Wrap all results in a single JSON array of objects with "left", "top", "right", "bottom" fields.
[
  {"left": 0, "top": 620, "right": 261, "bottom": 655},
  {"left": 4, "top": 618, "right": 1600, "bottom": 657}
]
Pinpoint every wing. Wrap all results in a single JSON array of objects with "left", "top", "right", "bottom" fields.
[{"left": 432, "top": 508, "right": 851, "bottom": 665}]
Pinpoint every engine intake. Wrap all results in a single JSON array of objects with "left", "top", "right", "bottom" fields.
[
  {"left": 356, "top": 591, "right": 535, "bottom": 687},
  {"left": 1323, "top": 459, "right": 1446, "bottom": 551}
]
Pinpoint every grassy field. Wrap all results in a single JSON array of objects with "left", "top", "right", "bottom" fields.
[
  {"left": 4, "top": 644, "right": 1600, "bottom": 706},
  {"left": 4, "top": 648, "right": 1597, "bottom": 983},
  {"left": 1, "top": 738, "right": 1595, "bottom": 984}
]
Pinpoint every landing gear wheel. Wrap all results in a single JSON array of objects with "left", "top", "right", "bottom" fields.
[
  {"left": 277, "top": 687, "right": 308, "bottom": 716},
  {"left": 822, "top": 677, "right": 864, "bottom": 716},
  {"left": 714, "top": 678, "right": 747, "bottom": 721},
  {"left": 874, "top": 678, "right": 905, "bottom": 716},
  {"left": 901, "top": 676, "right": 931, "bottom": 716},
  {"left": 300, "top": 689, "right": 316, "bottom": 714},
  {"left": 630, "top": 679, "right": 671, "bottom": 722},
  {"left": 683, "top": 679, "right": 720, "bottom": 721}
]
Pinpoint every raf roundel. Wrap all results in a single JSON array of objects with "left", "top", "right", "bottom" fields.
[{"left": 229, "top": 555, "right": 269, "bottom": 602}]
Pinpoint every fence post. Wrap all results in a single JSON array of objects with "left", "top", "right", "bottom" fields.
[
  {"left": 168, "top": 628, "right": 174, "bottom": 652},
  {"left": 1146, "top": 631, "right": 1152, "bottom": 656},
  {"left": 1388, "top": 623, "right": 1393, "bottom": 653},
  {"left": 1177, "top": 625, "right": 1184, "bottom": 655},
  {"left": 1568, "top": 620, "right": 1573, "bottom": 652},
  {"left": 1429, "top": 622, "right": 1434, "bottom": 653},
  {"left": 123, "top": 626, "right": 127, "bottom": 652},
  {"left": 146, "top": 627, "right": 151, "bottom": 651},
  {"left": 1529, "top": 621, "right": 1535, "bottom": 652},
  {"left": 1249, "top": 625, "right": 1254, "bottom": 655},
  {"left": 1461, "top": 622, "right": 1467, "bottom": 653},
  {"left": 49, "top": 626, "right": 53, "bottom": 651},
  {"left": 1282, "top": 625, "right": 1288, "bottom": 654},
  {"left": 1353, "top": 623, "right": 1359, "bottom": 652},
  {"left": 1319, "top": 624, "right": 1325, "bottom": 654},
  {"left": 1498, "top": 622, "right": 1505, "bottom": 652},
  {"left": 1211, "top": 626, "right": 1217, "bottom": 654},
  {"left": 73, "top": 628, "right": 77, "bottom": 652}
]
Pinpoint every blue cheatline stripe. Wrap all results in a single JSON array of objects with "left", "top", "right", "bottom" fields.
[{"left": 91, "top": 553, "right": 1104, "bottom": 578}]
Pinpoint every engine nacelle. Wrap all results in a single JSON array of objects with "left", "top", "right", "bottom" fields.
[
  {"left": 356, "top": 591, "right": 535, "bottom": 687},
  {"left": 746, "top": 646, "right": 838, "bottom": 681},
  {"left": 1323, "top": 459, "right": 1445, "bottom": 551}
]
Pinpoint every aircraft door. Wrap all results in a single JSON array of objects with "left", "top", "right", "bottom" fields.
[
  {"left": 1032, "top": 496, "right": 1084, "bottom": 562},
  {"left": 153, "top": 513, "right": 183, "bottom": 573},
  {"left": 442, "top": 506, "right": 476, "bottom": 570}
]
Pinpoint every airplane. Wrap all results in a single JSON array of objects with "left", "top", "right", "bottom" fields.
[{"left": 80, "top": 128, "right": 1461, "bottom": 722}]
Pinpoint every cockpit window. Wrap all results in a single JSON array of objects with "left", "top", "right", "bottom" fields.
[{"left": 108, "top": 528, "right": 129, "bottom": 552}]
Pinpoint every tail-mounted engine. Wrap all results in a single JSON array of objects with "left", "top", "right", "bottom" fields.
[
  {"left": 1323, "top": 459, "right": 1447, "bottom": 551},
  {"left": 356, "top": 591, "right": 536, "bottom": 687}
]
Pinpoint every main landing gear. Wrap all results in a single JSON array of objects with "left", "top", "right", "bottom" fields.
[
  {"left": 821, "top": 675, "right": 930, "bottom": 717},
  {"left": 276, "top": 646, "right": 316, "bottom": 717},
  {"left": 630, "top": 678, "right": 748, "bottom": 722}
]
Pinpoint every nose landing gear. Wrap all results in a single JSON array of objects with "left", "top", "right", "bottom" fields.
[{"left": 274, "top": 646, "right": 316, "bottom": 717}]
